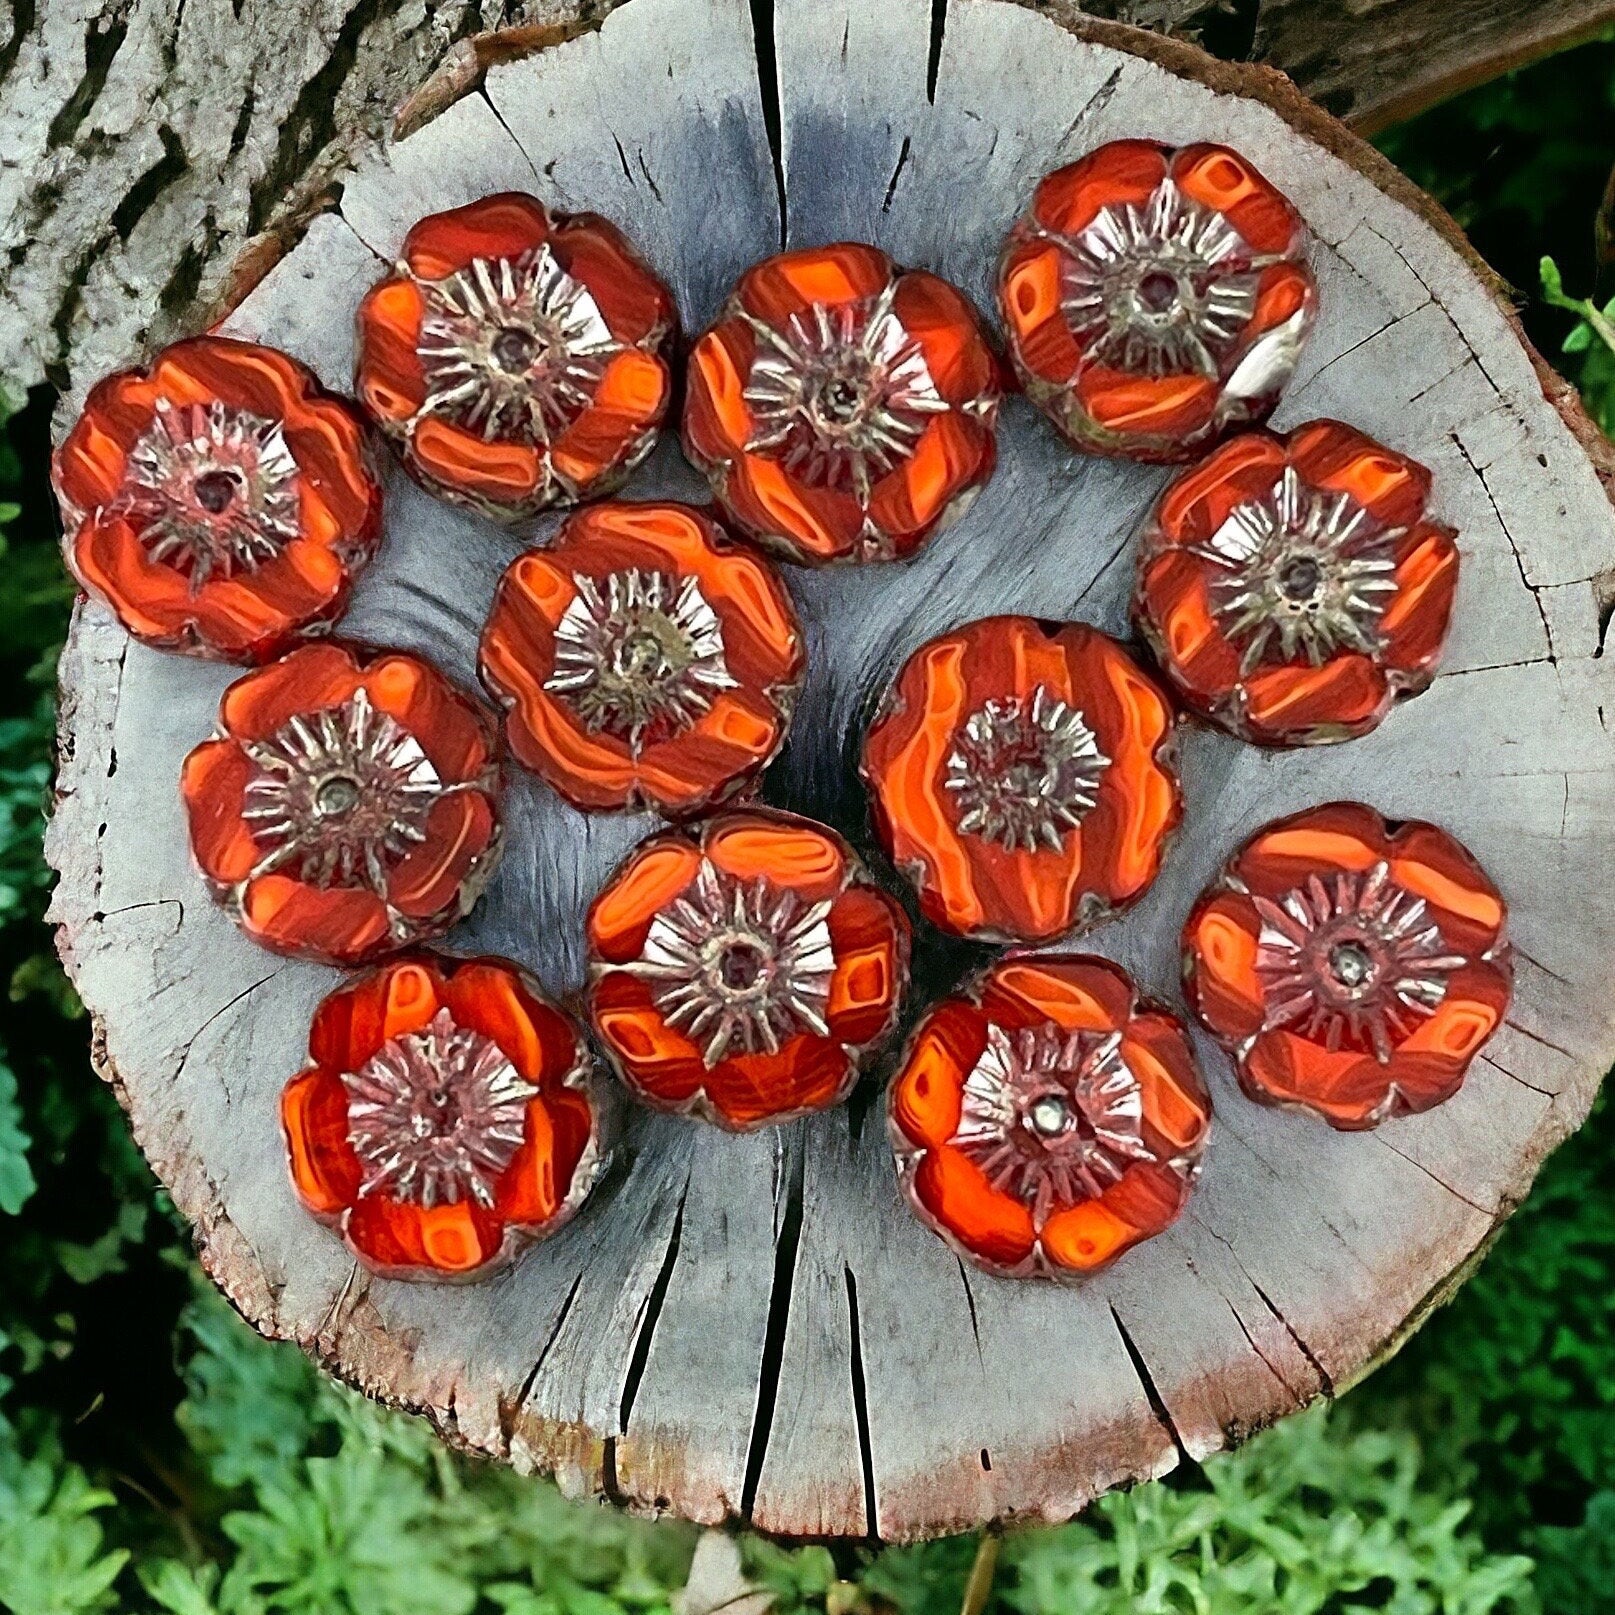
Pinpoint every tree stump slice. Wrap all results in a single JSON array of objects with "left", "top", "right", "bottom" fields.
[{"left": 46, "top": 0, "right": 1615, "bottom": 1540}]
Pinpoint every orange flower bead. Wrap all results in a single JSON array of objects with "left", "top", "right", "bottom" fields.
[
  {"left": 1134, "top": 420, "right": 1459, "bottom": 745},
  {"left": 355, "top": 192, "right": 677, "bottom": 522},
  {"left": 479, "top": 501, "right": 803, "bottom": 815},
  {"left": 1182, "top": 802, "right": 1513, "bottom": 1129},
  {"left": 683, "top": 242, "right": 1001, "bottom": 564},
  {"left": 998, "top": 140, "right": 1316, "bottom": 461},
  {"left": 181, "top": 642, "right": 502, "bottom": 965},
  {"left": 52, "top": 335, "right": 383, "bottom": 661},
  {"left": 585, "top": 808, "right": 911, "bottom": 1130},
  {"left": 890, "top": 954, "right": 1210, "bottom": 1280},
  {"left": 282, "top": 952, "right": 605, "bottom": 1280},
  {"left": 861, "top": 615, "right": 1181, "bottom": 944}
]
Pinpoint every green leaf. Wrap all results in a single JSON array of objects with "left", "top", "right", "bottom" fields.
[
  {"left": 1530, "top": 1490, "right": 1615, "bottom": 1613},
  {"left": 0, "top": 1053, "right": 36, "bottom": 1215},
  {"left": 176, "top": 1287, "right": 321, "bottom": 1493},
  {"left": 218, "top": 1438, "right": 478, "bottom": 1615},
  {"left": 991, "top": 1407, "right": 1536, "bottom": 1615},
  {"left": 137, "top": 1561, "right": 224, "bottom": 1615},
  {"left": 0, "top": 1431, "right": 130, "bottom": 1615}
]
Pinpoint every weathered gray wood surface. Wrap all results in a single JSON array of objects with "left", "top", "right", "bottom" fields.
[
  {"left": 47, "top": 0, "right": 1615, "bottom": 1539},
  {"left": 8, "top": 0, "right": 1615, "bottom": 403}
]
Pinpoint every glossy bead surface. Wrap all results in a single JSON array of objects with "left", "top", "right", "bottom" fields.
[
  {"left": 861, "top": 615, "right": 1181, "bottom": 944},
  {"left": 52, "top": 335, "right": 383, "bottom": 661},
  {"left": 182, "top": 642, "right": 502, "bottom": 965},
  {"left": 479, "top": 501, "right": 803, "bottom": 815},
  {"left": 355, "top": 193, "right": 677, "bottom": 522},
  {"left": 683, "top": 242, "right": 1001, "bottom": 565},
  {"left": 998, "top": 140, "right": 1316, "bottom": 462},
  {"left": 1134, "top": 420, "right": 1459, "bottom": 745},
  {"left": 1183, "top": 802, "right": 1512, "bottom": 1128},
  {"left": 586, "top": 808, "right": 911, "bottom": 1130},
  {"left": 282, "top": 952, "right": 604, "bottom": 1280},
  {"left": 890, "top": 953, "right": 1210, "bottom": 1280}
]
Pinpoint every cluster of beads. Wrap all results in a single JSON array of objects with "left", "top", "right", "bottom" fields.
[{"left": 53, "top": 139, "right": 1507, "bottom": 1286}]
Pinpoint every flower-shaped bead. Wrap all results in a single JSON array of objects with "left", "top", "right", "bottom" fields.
[
  {"left": 861, "top": 615, "right": 1181, "bottom": 944},
  {"left": 282, "top": 953, "right": 605, "bottom": 1280},
  {"left": 52, "top": 335, "right": 383, "bottom": 661},
  {"left": 182, "top": 642, "right": 502, "bottom": 964},
  {"left": 998, "top": 140, "right": 1316, "bottom": 462},
  {"left": 586, "top": 808, "right": 911, "bottom": 1130},
  {"left": 479, "top": 501, "right": 803, "bottom": 814},
  {"left": 1183, "top": 802, "right": 1512, "bottom": 1128},
  {"left": 1134, "top": 421, "right": 1459, "bottom": 745},
  {"left": 890, "top": 954, "right": 1210, "bottom": 1280},
  {"left": 683, "top": 242, "right": 1001, "bottom": 565},
  {"left": 355, "top": 192, "right": 676, "bottom": 522}
]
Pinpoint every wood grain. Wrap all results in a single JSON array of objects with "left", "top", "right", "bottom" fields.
[{"left": 47, "top": 0, "right": 1615, "bottom": 1540}]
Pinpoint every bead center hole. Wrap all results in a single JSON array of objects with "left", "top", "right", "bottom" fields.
[
  {"left": 1279, "top": 555, "right": 1324, "bottom": 603},
  {"left": 1136, "top": 269, "right": 1181, "bottom": 315},
  {"left": 717, "top": 939, "right": 769, "bottom": 993},
  {"left": 1028, "top": 1093, "right": 1073, "bottom": 1138},
  {"left": 492, "top": 326, "right": 541, "bottom": 372},
  {"left": 814, "top": 375, "right": 865, "bottom": 426},
  {"left": 314, "top": 774, "right": 361, "bottom": 818},
  {"left": 193, "top": 469, "right": 242, "bottom": 515},
  {"left": 615, "top": 628, "right": 670, "bottom": 681},
  {"left": 1328, "top": 939, "right": 1375, "bottom": 990}
]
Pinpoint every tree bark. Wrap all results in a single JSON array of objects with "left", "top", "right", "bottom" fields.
[
  {"left": 5, "top": 0, "right": 1615, "bottom": 399},
  {"left": 45, "top": 0, "right": 1615, "bottom": 1540}
]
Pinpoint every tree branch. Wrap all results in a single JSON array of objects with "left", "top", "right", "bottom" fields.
[{"left": 3, "top": 0, "right": 1612, "bottom": 393}]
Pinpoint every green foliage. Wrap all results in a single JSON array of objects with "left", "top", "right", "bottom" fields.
[
  {"left": 0, "top": 1052, "right": 35, "bottom": 1215},
  {"left": 855, "top": 1411, "right": 1533, "bottom": 1615},
  {"left": 107, "top": 1288, "right": 700, "bottom": 1615},
  {"left": 1360, "top": 1094, "right": 1615, "bottom": 1612},
  {"left": 0, "top": 1433, "right": 128, "bottom": 1615},
  {"left": 999, "top": 1412, "right": 1533, "bottom": 1615},
  {"left": 1373, "top": 37, "right": 1615, "bottom": 322},
  {"left": 1541, "top": 257, "right": 1615, "bottom": 433}
]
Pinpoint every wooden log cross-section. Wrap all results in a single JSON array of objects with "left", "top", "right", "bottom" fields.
[{"left": 43, "top": 0, "right": 1615, "bottom": 1541}]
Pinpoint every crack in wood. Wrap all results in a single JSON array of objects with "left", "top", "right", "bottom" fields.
[
  {"left": 1373, "top": 1136, "right": 1495, "bottom": 1216},
  {"left": 1053, "top": 61, "right": 1124, "bottom": 157},
  {"left": 882, "top": 135, "right": 913, "bottom": 214},
  {"left": 618, "top": 1180, "right": 688, "bottom": 1436},
  {"left": 925, "top": 0, "right": 947, "bottom": 104},
  {"left": 954, "top": 1256, "right": 985, "bottom": 1368},
  {"left": 1449, "top": 432, "right": 1557, "bottom": 653},
  {"left": 504, "top": 1269, "right": 587, "bottom": 1451},
  {"left": 1109, "top": 1304, "right": 1188, "bottom": 1466},
  {"left": 1480, "top": 1052, "right": 1556, "bottom": 1100},
  {"left": 844, "top": 1266, "right": 880, "bottom": 1540},
  {"left": 1503, "top": 1016, "right": 1576, "bottom": 1063},
  {"left": 740, "top": 1129, "right": 805, "bottom": 1520},
  {"left": 1225, "top": 1298, "right": 1303, "bottom": 1401},
  {"left": 746, "top": 0, "right": 787, "bottom": 247},
  {"left": 1248, "top": 1279, "right": 1334, "bottom": 1397}
]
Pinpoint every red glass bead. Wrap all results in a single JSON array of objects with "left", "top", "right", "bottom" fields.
[
  {"left": 683, "top": 242, "right": 1001, "bottom": 565},
  {"left": 585, "top": 808, "right": 911, "bottom": 1130},
  {"left": 181, "top": 642, "right": 503, "bottom": 965},
  {"left": 354, "top": 192, "right": 677, "bottom": 522},
  {"left": 1134, "top": 420, "right": 1459, "bottom": 745},
  {"left": 890, "top": 953, "right": 1210, "bottom": 1280},
  {"left": 52, "top": 335, "right": 383, "bottom": 662},
  {"left": 861, "top": 615, "right": 1181, "bottom": 944},
  {"left": 282, "top": 952, "right": 605, "bottom": 1280},
  {"left": 998, "top": 140, "right": 1316, "bottom": 462},
  {"left": 1182, "top": 802, "right": 1513, "bottom": 1128},
  {"left": 478, "top": 500, "right": 804, "bottom": 815}
]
